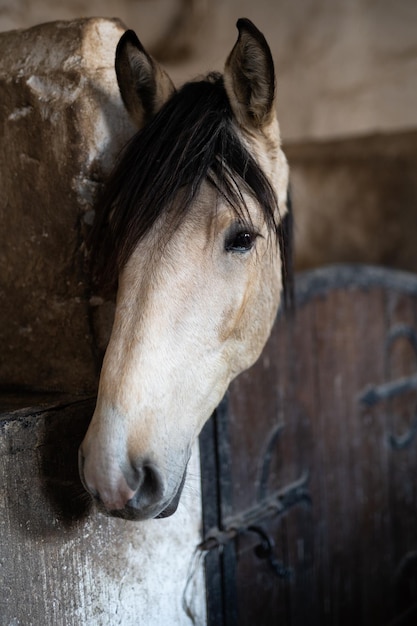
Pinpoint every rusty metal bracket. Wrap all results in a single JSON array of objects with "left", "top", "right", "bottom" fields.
[
  {"left": 198, "top": 472, "right": 310, "bottom": 552},
  {"left": 358, "top": 374, "right": 417, "bottom": 408},
  {"left": 249, "top": 525, "right": 292, "bottom": 579}
]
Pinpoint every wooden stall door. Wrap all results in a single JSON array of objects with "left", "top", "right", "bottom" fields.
[{"left": 201, "top": 265, "right": 417, "bottom": 626}]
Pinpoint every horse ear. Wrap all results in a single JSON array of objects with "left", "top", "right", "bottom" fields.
[
  {"left": 115, "top": 29, "right": 176, "bottom": 128},
  {"left": 224, "top": 19, "right": 276, "bottom": 131}
]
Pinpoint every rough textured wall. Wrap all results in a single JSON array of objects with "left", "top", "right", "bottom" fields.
[
  {"left": 1, "top": 0, "right": 416, "bottom": 142},
  {"left": 288, "top": 131, "right": 417, "bottom": 272},
  {"left": 0, "top": 19, "right": 135, "bottom": 392},
  {"left": 0, "top": 396, "right": 205, "bottom": 625}
]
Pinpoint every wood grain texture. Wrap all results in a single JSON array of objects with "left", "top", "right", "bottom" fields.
[{"left": 222, "top": 265, "right": 417, "bottom": 625}]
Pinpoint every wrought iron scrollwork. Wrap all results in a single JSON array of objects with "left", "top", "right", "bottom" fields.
[{"left": 358, "top": 325, "right": 417, "bottom": 450}]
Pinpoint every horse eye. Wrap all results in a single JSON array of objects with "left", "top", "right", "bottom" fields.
[{"left": 225, "top": 230, "right": 257, "bottom": 253}]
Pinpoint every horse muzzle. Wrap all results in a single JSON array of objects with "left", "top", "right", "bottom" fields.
[{"left": 78, "top": 449, "right": 187, "bottom": 521}]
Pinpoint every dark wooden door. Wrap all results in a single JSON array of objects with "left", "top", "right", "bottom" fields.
[{"left": 201, "top": 265, "right": 417, "bottom": 626}]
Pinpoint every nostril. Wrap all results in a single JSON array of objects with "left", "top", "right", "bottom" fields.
[
  {"left": 124, "top": 461, "right": 164, "bottom": 508},
  {"left": 142, "top": 464, "right": 164, "bottom": 500}
]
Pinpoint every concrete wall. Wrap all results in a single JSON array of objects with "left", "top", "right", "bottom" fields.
[{"left": 0, "top": 395, "right": 205, "bottom": 625}]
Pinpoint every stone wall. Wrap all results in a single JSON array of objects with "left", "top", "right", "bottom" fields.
[
  {"left": 1, "top": 0, "right": 416, "bottom": 142},
  {"left": 288, "top": 131, "right": 417, "bottom": 272},
  {"left": 0, "top": 18, "right": 135, "bottom": 392}
]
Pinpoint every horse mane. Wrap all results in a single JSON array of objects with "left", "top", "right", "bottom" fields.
[{"left": 89, "top": 72, "right": 292, "bottom": 306}]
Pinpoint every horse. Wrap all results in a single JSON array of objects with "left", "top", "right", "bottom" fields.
[{"left": 79, "top": 18, "right": 292, "bottom": 521}]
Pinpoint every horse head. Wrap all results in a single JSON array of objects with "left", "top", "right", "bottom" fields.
[{"left": 79, "top": 18, "right": 290, "bottom": 520}]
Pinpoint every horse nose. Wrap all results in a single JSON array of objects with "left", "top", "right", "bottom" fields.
[{"left": 79, "top": 449, "right": 166, "bottom": 518}]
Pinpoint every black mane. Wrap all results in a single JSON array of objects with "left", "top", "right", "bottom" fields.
[{"left": 89, "top": 72, "right": 292, "bottom": 305}]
